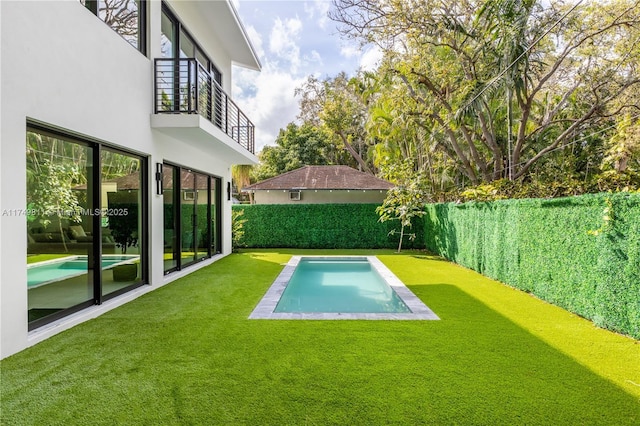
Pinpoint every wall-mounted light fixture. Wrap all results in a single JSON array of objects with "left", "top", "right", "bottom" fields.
[
  {"left": 227, "top": 181, "right": 231, "bottom": 201},
  {"left": 155, "top": 163, "right": 163, "bottom": 195}
]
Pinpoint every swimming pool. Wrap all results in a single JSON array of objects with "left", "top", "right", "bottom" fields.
[
  {"left": 27, "top": 255, "right": 139, "bottom": 288},
  {"left": 250, "top": 256, "right": 439, "bottom": 320}
]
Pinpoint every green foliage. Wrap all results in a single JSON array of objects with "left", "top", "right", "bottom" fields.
[
  {"left": 423, "top": 192, "right": 640, "bottom": 339},
  {"left": 232, "top": 209, "right": 247, "bottom": 251},
  {"left": 442, "top": 172, "right": 640, "bottom": 202},
  {"left": 106, "top": 198, "right": 138, "bottom": 254},
  {"left": 252, "top": 123, "right": 335, "bottom": 182},
  {"left": 331, "top": 0, "right": 640, "bottom": 190},
  {"left": 233, "top": 204, "right": 424, "bottom": 249},
  {"left": 28, "top": 160, "right": 83, "bottom": 227},
  {"left": 376, "top": 161, "right": 429, "bottom": 252},
  {"left": 296, "top": 72, "right": 376, "bottom": 174}
]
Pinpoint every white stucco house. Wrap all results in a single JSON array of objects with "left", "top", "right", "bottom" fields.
[{"left": 0, "top": 0, "right": 261, "bottom": 358}]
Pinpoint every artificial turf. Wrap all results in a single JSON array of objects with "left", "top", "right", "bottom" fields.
[
  {"left": 26, "top": 253, "right": 74, "bottom": 264},
  {"left": 1, "top": 250, "right": 639, "bottom": 425}
]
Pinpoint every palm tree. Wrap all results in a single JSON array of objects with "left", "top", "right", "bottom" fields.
[{"left": 231, "top": 164, "right": 253, "bottom": 203}]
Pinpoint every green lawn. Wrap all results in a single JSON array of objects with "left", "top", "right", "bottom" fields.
[
  {"left": 26, "top": 253, "right": 74, "bottom": 264},
  {"left": 2, "top": 250, "right": 639, "bottom": 425}
]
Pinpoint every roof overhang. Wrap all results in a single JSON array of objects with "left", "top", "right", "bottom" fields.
[{"left": 188, "top": 0, "right": 261, "bottom": 71}]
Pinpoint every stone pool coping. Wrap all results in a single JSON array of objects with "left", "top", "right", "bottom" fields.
[{"left": 249, "top": 256, "right": 440, "bottom": 320}]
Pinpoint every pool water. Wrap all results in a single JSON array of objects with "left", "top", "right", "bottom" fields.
[
  {"left": 274, "top": 258, "right": 411, "bottom": 313},
  {"left": 27, "top": 255, "right": 138, "bottom": 288}
]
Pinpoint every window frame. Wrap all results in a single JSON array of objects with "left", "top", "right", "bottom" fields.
[
  {"left": 81, "top": 0, "right": 147, "bottom": 56},
  {"left": 162, "top": 161, "right": 222, "bottom": 275},
  {"left": 26, "top": 121, "right": 149, "bottom": 331},
  {"left": 161, "top": 3, "right": 222, "bottom": 86}
]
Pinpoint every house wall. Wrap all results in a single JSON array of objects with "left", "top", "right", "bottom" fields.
[
  {"left": 0, "top": 0, "right": 255, "bottom": 358},
  {"left": 252, "top": 190, "right": 388, "bottom": 204}
]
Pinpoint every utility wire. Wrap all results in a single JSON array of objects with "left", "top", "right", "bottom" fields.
[
  {"left": 507, "top": 111, "right": 640, "bottom": 171},
  {"left": 457, "top": 0, "right": 586, "bottom": 117}
]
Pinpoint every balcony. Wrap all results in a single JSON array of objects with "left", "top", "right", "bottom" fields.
[{"left": 153, "top": 58, "right": 255, "bottom": 155}]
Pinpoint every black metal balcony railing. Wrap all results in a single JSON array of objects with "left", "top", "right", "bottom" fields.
[{"left": 154, "top": 58, "right": 255, "bottom": 154}]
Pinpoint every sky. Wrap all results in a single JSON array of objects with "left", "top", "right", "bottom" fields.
[{"left": 231, "top": 0, "right": 382, "bottom": 153}]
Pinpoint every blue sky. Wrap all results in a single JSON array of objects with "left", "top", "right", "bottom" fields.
[{"left": 231, "top": 0, "right": 382, "bottom": 152}]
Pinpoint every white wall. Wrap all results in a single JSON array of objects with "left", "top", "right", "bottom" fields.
[{"left": 0, "top": 0, "right": 251, "bottom": 358}]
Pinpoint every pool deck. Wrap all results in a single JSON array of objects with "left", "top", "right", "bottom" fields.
[{"left": 249, "top": 256, "right": 440, "bottom": 320}]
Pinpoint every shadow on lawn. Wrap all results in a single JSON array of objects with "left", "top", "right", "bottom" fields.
[
  {"left": 1, "top": 252, "right": 638, "bottom": 425},
  {"left": 397, "top": 283, "right": 640, "bottom": 423}
]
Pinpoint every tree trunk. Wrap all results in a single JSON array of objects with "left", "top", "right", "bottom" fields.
[{"left": 397, "top": 225, "right": 404, "bottom": 253}]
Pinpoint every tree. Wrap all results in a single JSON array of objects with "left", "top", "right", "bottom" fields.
[
  {"left": 232, "top": 164, "right": 254, "bottom": 203},
  {"left": 28, "top": 161, "right": 83, "bottom": 252},
  {"left": 252, "top": 123, "right": 335, "bottom": 181},
  {"left": 376, "top": 161, "right": 429, "bottom": 252},
  {"left": 603, "top": 114, "right": 640, "bottom": 173},
  {"left": 27, "top": 132, "right": 86, "bottom": 252},
  {"left": 331, "top": 0, "right": 640, "bottom": 189},
  {"left": 296, "top": 72, "right": 377, "bottom": 173}
]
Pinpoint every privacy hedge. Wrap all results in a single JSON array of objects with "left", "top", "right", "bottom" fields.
[
  {"left": 232, "top": 204, "right": 425, "bottom": 249},
  {"left": 424, "top": 193, "right": 640, "bottom": 339}
]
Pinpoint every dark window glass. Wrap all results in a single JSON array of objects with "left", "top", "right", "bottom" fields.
[
  {"left": 179, "top": 29, "right": 195, "bottom": 59},
  {"left": 163, "top": 164, "right": 221, "bottom": 273},
  {"left": 101, "top": 149, "right": 143, "bottom": 295},
  {"left": 163, "top": 165, "right": 178, "bottom": 273}
]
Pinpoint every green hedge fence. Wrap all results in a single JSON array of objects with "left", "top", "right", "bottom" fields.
[
  {"left": 424, "top": 193, "right": 640, "bottom": 339},
  {"left": 232, "top": 204, "right": 425, "bottom": 249}
]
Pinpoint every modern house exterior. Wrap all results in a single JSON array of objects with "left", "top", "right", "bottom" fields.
[
  {"left": 244, "top": 166, "right": 394, "bottom": 204},
  {"left": 0, "top": 0, "right": 260, "bottom": 359}
]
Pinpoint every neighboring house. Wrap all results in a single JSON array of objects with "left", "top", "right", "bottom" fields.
[
  {"left": 244, "top": 166, "right": 394, "bottom": 204},
  {"left": 0, "top": 0, "right": 260, "bottom": 358}
]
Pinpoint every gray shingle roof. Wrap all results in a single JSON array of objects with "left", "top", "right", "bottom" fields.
[{"left": 244, "top": 165, "right": 394, "bottom": 191}]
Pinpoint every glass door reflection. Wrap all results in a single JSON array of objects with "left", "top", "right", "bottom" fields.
[{"left": 101, "top": 149, "right": 143, "bottom": 297}]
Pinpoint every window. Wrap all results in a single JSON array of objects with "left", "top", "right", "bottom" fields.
[
  {"left": 81, "top": 0, "right": 146, "bottom": 55},
  {"left": 161, "top": 4, "right": 221, "bottom": 85},
  {"left": 289, "top": 190, "right": 301, "bottom": 201},
  {"left": 162, "top": 163, "right": 221, "bottom": 275},
  {"left": 26, "top": 124, "right": 148, "bottom": 330}
]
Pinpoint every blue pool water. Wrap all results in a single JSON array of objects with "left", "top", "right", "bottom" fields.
[
  {"left": 274, "top": 258, "right": 411, "bottom": 313},
  {"left": 27, "top": 256, "right": 138, "bottom": 287}
]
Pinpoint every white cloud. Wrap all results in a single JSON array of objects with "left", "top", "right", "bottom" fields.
[
  {"left": 269, "top": 17, "right": 303, "bottom": 73},
  {"left": 233, "top": 63, "right": 306, "bottom": 152},
  {"left": 232, "top": 1, "right": 371, "bottom": 153},
  {"left": 304, "top": 50, "right": 323, "bottom": 67},
  {"left": 304, "top": 0, "right": 331, "bottom": 29},
  {"left": 340, "top": 45, "right": 360, "bottom": 59},
  {"left": 359, "top": 46, "right": 383, "bottom": 71}
]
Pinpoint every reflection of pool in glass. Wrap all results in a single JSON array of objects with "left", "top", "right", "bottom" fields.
[{"left": 27, "top": 255, "right": 139, "bottom": 288}]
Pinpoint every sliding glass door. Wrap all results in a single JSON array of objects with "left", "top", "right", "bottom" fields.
[
  {"left": 26, "top": 125, "right": 147, "bottom": 330},
  {"left": 163, "top": 163, "right": 221, "bottom": 275},
  {"left": 101, "top": 149, "right": 144, "bottom": 297},
  {"left": 163, "top": 164, "right": 178, "bottom": 272},
  {"left": 26, "top": 131, "right": 94, "bottom": 324}
]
